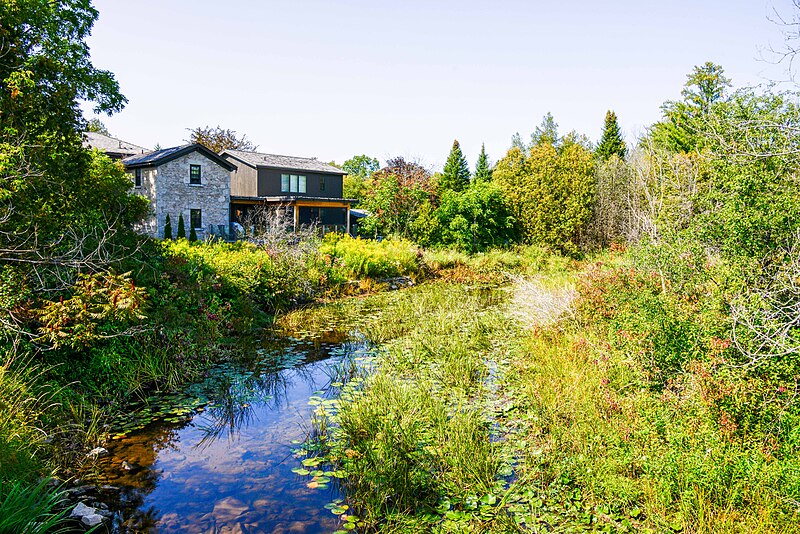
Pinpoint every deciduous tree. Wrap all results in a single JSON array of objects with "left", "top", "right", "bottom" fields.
[{"left": 186, "top": 125, "right": 257, "bottom": 152}]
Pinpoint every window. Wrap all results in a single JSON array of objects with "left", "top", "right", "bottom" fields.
[
  {"left": 134, "top": 168, "right": 142, "bottom": 187},
  {"left": 190, "top": 209, "right": 202, "bottom": 229},
  {"left": 320, "top": 176, "right": 326, "bottom": 192},
  {"left": 189, "top": 164, "right": 201, "bottom": 185},
  {"left": 281, "top": 174, "right": 307, "bottom": 193}
]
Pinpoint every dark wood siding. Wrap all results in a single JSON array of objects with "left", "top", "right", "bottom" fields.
[
  {"left": 257, "top": 168, "right": 344, "bottom": 198},
  {"left": 223, "top": 155, "right": 259, "bottom": 197}
]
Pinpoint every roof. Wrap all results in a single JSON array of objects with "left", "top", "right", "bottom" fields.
[
  {"left": 83, "top": 132, "right": 150, "bottom": 158},
  {"left": 123, "top": 144, "right": 237, "bottom": 171},
  {"left": 223, "top": 149, "right": 344, "bottom": 175}
]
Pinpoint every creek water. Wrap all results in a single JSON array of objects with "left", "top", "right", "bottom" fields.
[{"left": 90, "top": 329, "right": 370, "bottom": 533}]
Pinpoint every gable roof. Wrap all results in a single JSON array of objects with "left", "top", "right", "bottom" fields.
[
  {"left": 222, "top": 149, "right": 344, "bottom": 175},
  {"left": 123, "top": 144, "right": 237, "bottom": 171},
  {"left": 83, "top": 131, "right": 150, "bottom": 158}
]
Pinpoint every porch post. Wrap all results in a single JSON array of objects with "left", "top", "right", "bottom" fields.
[
  {"left": 293, "top": 204, "right": 299, "bottom": 231},
  {"left": 346, "top": 204, "right": 351, "bottom": 235}
]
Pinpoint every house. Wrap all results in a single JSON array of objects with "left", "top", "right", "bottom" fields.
[
  {"left": 83, "top": 131, "right": 150, "bottom": 160},
  {"left": 122, "top": 144, "right": 237, "bottom": 239},
  {"left": 221, "top": 149, "right": 355, "bottom": 233}
]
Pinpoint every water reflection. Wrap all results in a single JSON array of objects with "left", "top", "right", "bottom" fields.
[{"left": 92, "top": 333, "right": 370, "bottom": 533}]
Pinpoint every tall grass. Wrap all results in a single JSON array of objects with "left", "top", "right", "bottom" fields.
[{"left": 0, "top": 479, "right": 71, "bottom": 534}]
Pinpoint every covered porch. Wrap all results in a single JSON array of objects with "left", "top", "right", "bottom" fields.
[{"left": 230, "top": 196, "right": 356, "bottom": 235}]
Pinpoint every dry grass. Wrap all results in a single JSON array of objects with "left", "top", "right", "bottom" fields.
[{"left": 507, "top": 274, "right": 576, "bottom": 328}]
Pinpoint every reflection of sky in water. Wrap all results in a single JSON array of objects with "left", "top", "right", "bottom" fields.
[{"left": 98, "top": 339, "right": 367, "bottom": 533}]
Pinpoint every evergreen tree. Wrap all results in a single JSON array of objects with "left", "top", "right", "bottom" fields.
[
  {"left": 531, "top": 113, "right": 559, "bottom": 147},
  {"left": 510, "top": 132, "right": 527, "bottom": 151},
  {"left": 176, "top": 213, "right": 186, "bottom": 239},
  {"left": 474, "top": 143, "right": 493, "bottom": 182},
  {"left": 440, "top": 140, "right": 471, "bottom": 192},
  {"left": 595, "top": 110, "right": 627, "bottom": 160},
  {"left": 163, "top": 214, "right": 173, "bottom": 240},
  {"left": 189, "top": 224, "right": 198, "bottom": 242}
]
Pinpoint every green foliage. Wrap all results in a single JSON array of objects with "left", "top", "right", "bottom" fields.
[
  {"left": 176, "top": 213, "right": 186, "bottom": 239},
  {"left": 423, "top": 182, "right": 517, "bottom": 252},
  {"left": 320, "top": 234, "right": 420, "bottom": 279},
  {"left": 493, "top": 133, "right": 595, "bottom": 254},
  {"left": 341, "top": 154, "right": 380, "bottom": 178},
  {"left": 164, "top": 213, "right": 173, "bottom": 240},
  {"left": 440, "top": 139, "right": 471, "bottom": 193},
  {"left": 360, "top": 157, "right": 433, "bottom": 238},
  {"left": 650, "top": 62, "right": 731, "bottom": 152},
  {"left": 0, "top": 479, "right": 71, "bottom": 534},
  {"left": 85, "top": 117, "right": 110, "bottom": 135},
  {"left": 189, "top": 223, "right": 198, "bottom": 242},
  {"left": 473, "top": 143, "right": 492, "bottom": 183},
  {"left": 595, "top": 110, "right": 626, "bottom": 160}
]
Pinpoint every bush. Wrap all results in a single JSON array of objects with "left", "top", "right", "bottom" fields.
[{"left": 320, "top": 234, "right": 420, "bottom": 279}]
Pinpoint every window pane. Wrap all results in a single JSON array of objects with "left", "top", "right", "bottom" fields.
[
  {"left": 190, "top": 165, "right": 201, "bottom": 184},
  {"left": 190, "top": 209, "right": 202, "bottom": 229},
  {"left": 299, "top": 175, "right": 306, "bottom": 193},
  {"left": 291, "top": 175, "right": 298, "bottom": 193},
  {"left": 281, "top": 174, "right": 290, "bottom": 192}
]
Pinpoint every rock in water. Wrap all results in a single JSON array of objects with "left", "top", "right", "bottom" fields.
[
  {"left": 70, "top": 502, "right": 96, "bottom": 519},
  {"left": 87, "top": 447, "right": 109, "bottom": 458},
  {"left": 81, "top": 513, "right": 105, "bottom": 527}
]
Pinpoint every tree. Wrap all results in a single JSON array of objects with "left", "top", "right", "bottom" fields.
[
  {"left": 681, "top": 62, "right": 731, "bottom": 115},
  {"left": 176, "top": 213, "right": 186, "bottom": 239},
  {"left": 531, "top": 113, "right": 559, "bottom": 147},
  {"left": 432, "top": 182, "right": 516, "bottom": 252},
  {"left": 494, "top": 134, "right": 595, "bottom": 254},
  {"left": 86, "top": 118, "right": 111, "bottom": 135},
  {"left": 341, "top": 155, "right": 380, "bottom": 178},
  {"left": 360, "top": 157, "right": 434, "bottom": 238},
  {"left": 474, "top": 143, "right": 493, "bottom": 182},
  {"left": 651, "top": 62, "right": 731, "bottom": 152},
  {"left": 595, "top": 110, "right": 627, "bottom": 160},
  {"left": 510, "top": 132, "right": 527, "bottom": 151},
  {"left": 186, "top": 125, "right": 257, "bottom": 152},
  {"left": 341, "top": 154, "right": 380, "bottom": 201},
  {"left": 189, "top": 224, "right": 198, "bottom": 242},
  {"left": 164, "top": 214, "right": 173, "bottom": 240},
  {"left": 0, "top": 0, "right": 143, "bottom": 324},
  {"left": 439, "top": 140, "right": 471, "bottom": 192}
]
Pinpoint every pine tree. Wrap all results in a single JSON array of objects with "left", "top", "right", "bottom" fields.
[
  {"left": 189, "top": 224, "right": 198, "bottom": 242},
  {"left": 177, "top": 213, "right": 186, "bottom": 239},
  {"left": 440, "top": 140, "right": 471, "bottom": 192},
  {"left": 163, "top": 214, "right": 173, "bottom": 240},
  {"left": 474, "top": 143, "right": 492, "bottom": 182},
  {"left": 595, "top": 110, "right": 626, "bottom": 160}
]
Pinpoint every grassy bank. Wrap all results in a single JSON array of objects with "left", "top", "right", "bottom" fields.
[{"left": 290, "top": 250, "right": 800, "bottom": 533}]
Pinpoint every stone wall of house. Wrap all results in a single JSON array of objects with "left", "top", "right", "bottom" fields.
[
  {"left": 130, "top": 167, "right": 158, "bottom": 236},
  {"left": 155, "top": 152, "right": 231, "bottom": 239}
]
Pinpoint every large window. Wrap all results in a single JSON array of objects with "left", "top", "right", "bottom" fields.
[
  {"left": 189, "top": 164, "right": 202, "bottom": 185},
  {"left": 190, "top": 209, "right": 202, "bottom": 229},
  {"left": 281, "top": 174, "right": 306, "bottom": 193},
  {"left": 134, "top": 168, "right": 142, "bottom": 187}
]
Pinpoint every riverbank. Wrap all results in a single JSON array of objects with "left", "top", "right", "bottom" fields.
[
  {"left": 293, "top": 252, "right": 800, "bottom": 533},
  {"left": 0, "top": 236, "right": 554, "bottom": 531}
]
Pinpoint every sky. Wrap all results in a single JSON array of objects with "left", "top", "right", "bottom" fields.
[{"left": 84, "top": 0, "right": 796, "bottom": 170}]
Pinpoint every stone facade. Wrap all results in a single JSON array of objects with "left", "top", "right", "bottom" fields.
[{"left": 128, "top": 151, "right": 231, "bottom": 239}]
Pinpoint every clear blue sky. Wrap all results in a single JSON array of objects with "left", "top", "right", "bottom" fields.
[{"left": 84, "top": 0, "right": 794, "bottom": 170}]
